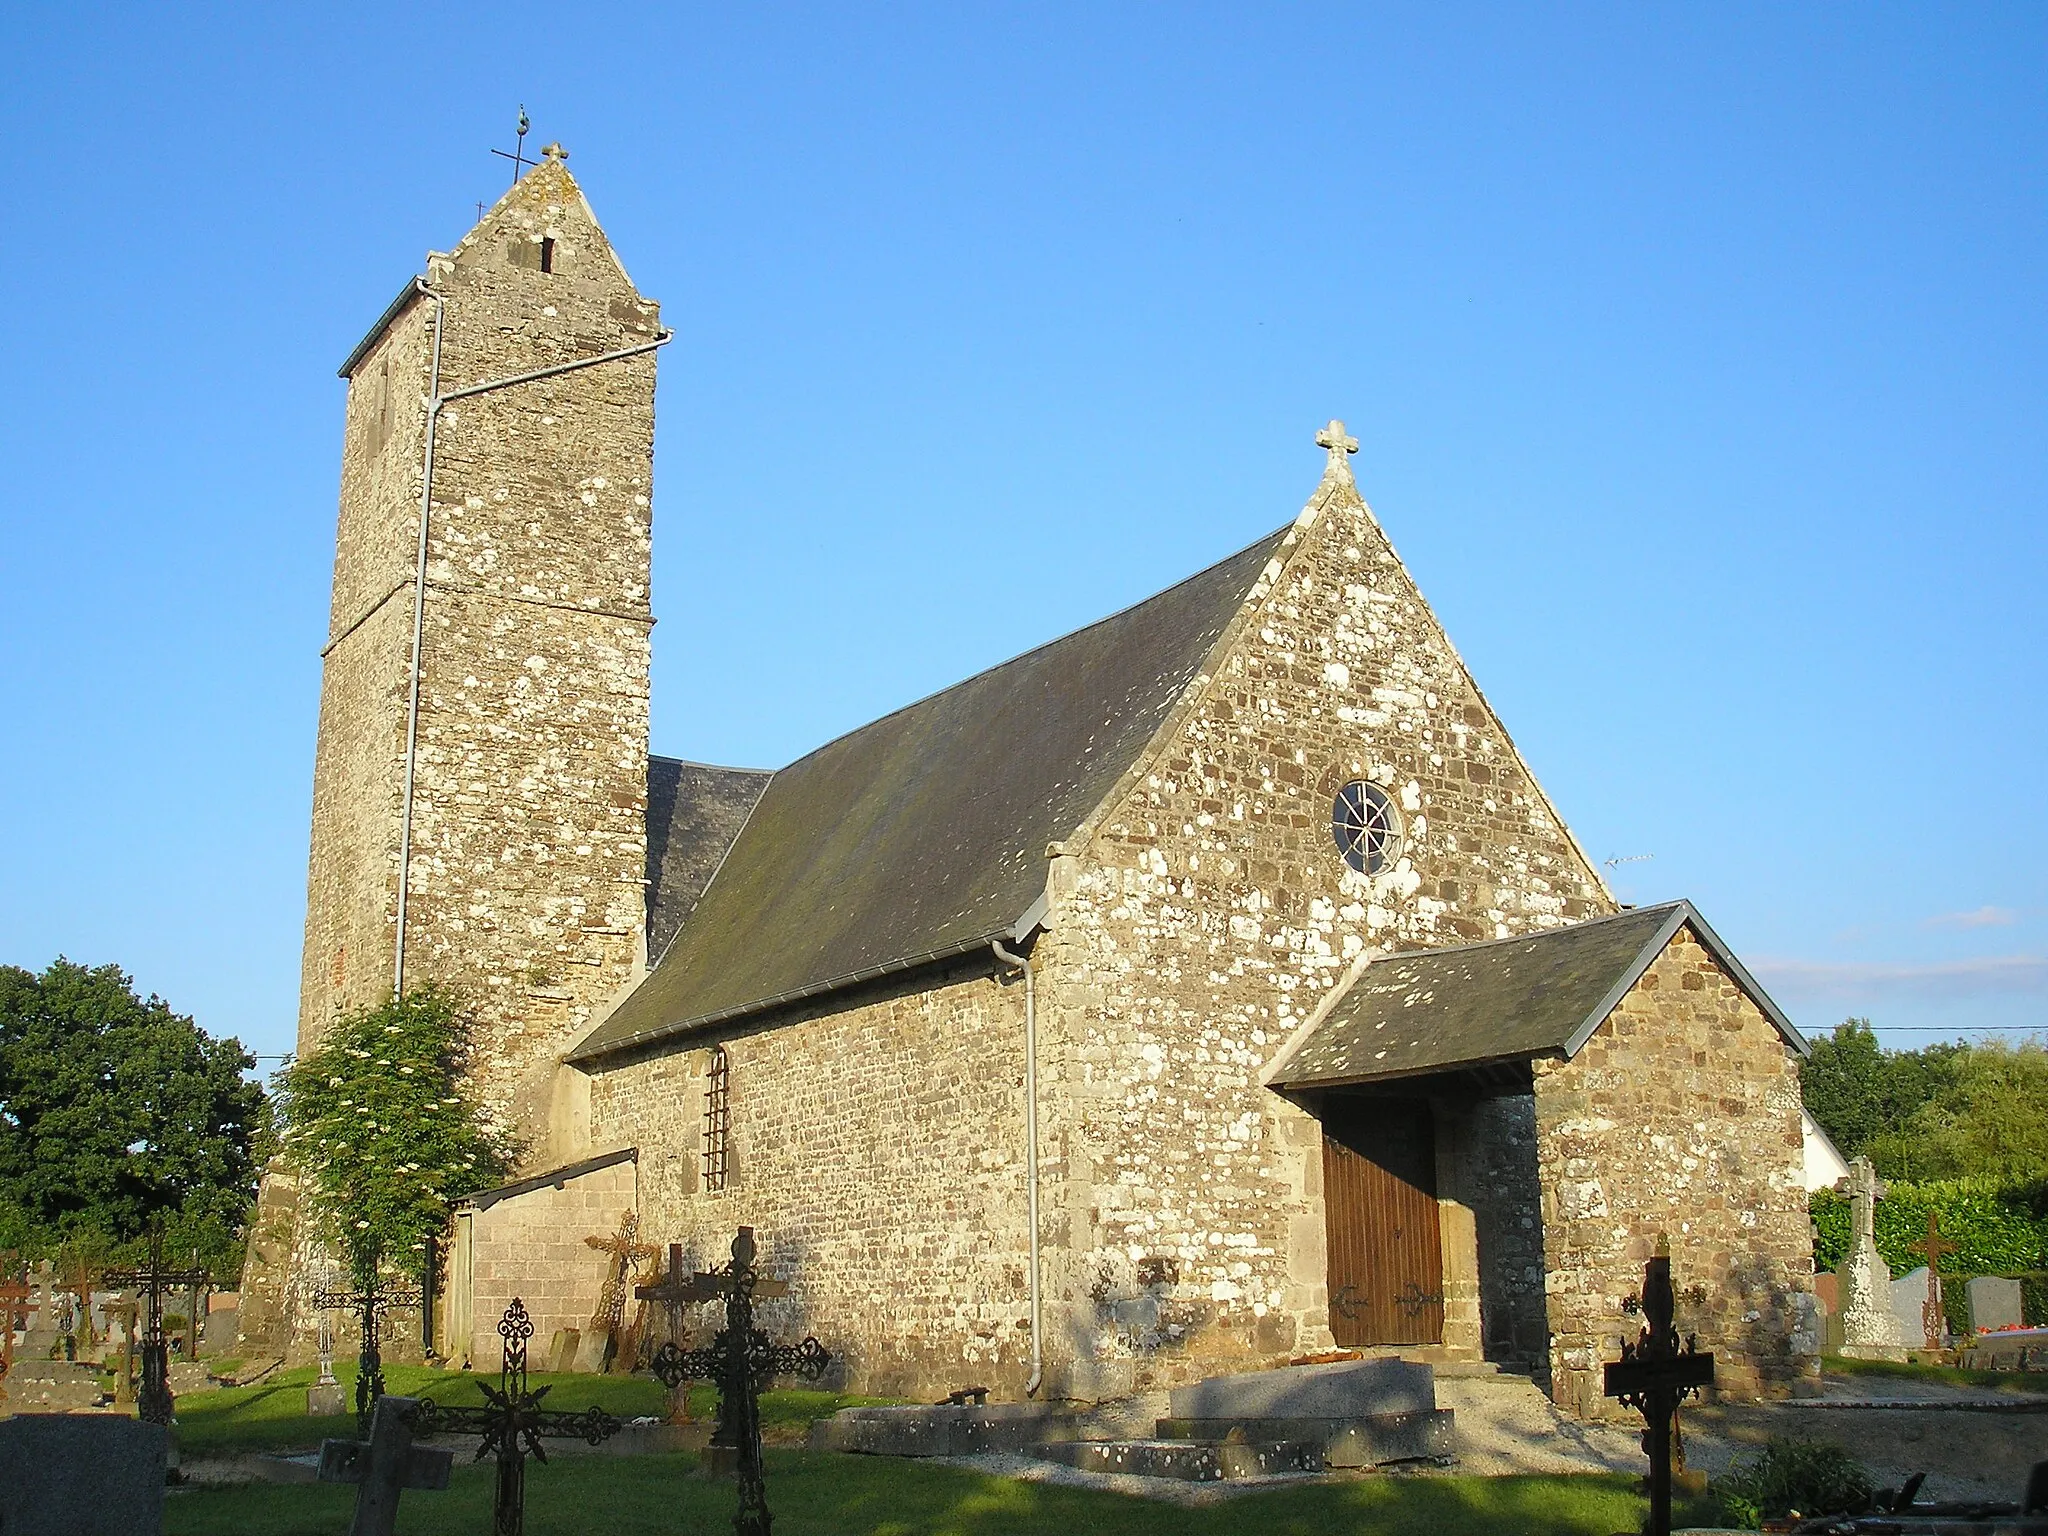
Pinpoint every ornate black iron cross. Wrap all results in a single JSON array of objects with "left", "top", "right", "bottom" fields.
[
  {"left": 416, "top": 1298, "right": 620, "bottom": 1536},
  {"left": 102, "top": 1228, "right": 208, "bottom": 1426},
  {"left": 314, "top": 1271, "right": 423, "bottom": 1432},
  {"left": 650, "top": 1227, "right": 830, "bottom": 1536},
  {"left": 1604, "top": 1249, "right": 1715, "bottom": 1536}
]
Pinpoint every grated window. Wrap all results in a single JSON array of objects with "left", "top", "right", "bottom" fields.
[
  {"left": 701, "top": 1045, "right": 730, "bottom": 1191},
  {"left": 1332, "top": 780, "right": 1401, "bottom": 875}
]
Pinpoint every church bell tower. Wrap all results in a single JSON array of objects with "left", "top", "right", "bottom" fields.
[{"left": 302, "top": 147, "right": 664, "bottom": 1146}]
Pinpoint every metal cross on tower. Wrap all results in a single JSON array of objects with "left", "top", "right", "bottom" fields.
[
  {"left": 415, "top": 1298, "right": 621, "bottom": 1536},
  {"left": 101, "top": 1228, "right": 208, "bottom": 1426},
  {"left": 1911, "top": 1211, "right": 1957, "bottom": 1348},
  {"left": 649, "top": 1227, "right": 830, "bottom": 1536},
  {"left": 491, "top": 106, "right": 535, "bottom": 185},
  {"left": 314, "top": 1272, "right": 423, "bottom": 1432},
  {"left": 1604, "top": 1248, "right": 1715, "bottom": 1536}
]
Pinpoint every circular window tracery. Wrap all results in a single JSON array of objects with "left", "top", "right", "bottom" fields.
[{"left": 1332, "top": 780, "right": 1400, "bottom": 875}]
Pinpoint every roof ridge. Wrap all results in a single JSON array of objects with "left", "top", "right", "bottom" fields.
[
  {"left": 1364, "top": 901, "right": 1686, "bottom": 968},
  {"left": 764, "top": 524, "right": 1294, "bottom": 776},
  {"left": 648, "top": 754, "right": 774, "bottom": 775}
]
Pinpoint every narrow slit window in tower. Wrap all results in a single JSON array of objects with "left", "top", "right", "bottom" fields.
[
  {"left": 702, "top": 1045, "right": 730, "bottom": 1191},
  {"left": 539, "top": 237, "right": 556, "bottom": 274}
]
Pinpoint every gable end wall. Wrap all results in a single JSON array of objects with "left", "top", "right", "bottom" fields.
[
  {"left": 1034, "top": 480, "right": 1612, "bottom": 1396},
  {"left": 1532, "top": 925, "right": 1815, "bottom": 1418}
]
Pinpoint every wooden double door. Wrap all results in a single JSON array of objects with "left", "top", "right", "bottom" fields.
[{"left": 1321, "top": 1095, "right": 1444, "bottom": 1347}]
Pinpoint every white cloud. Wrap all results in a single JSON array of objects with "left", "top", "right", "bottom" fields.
[
  {"left": 1752, "top": 954, "right": 2048, "bottom": 999},
  {"left": 1923, "top": 906, "right": 2019, "bottom": 931}
]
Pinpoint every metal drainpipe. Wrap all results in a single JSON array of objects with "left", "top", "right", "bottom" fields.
[
  {"left": 992, "top": 938, "right": 1043, "bottom": 1398},
  {"left": 389, "top": 283, "right": 674, "bottom": 996}
]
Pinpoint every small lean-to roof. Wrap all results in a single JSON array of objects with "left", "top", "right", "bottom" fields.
[
  {"left": 1266, "top": 901, "right": 1807, "bottom": 1091},
  {"left": 571, "top": 526, "right": 1293, "bottom": 1063},
  {"left": 644, "top": 757, "right": 773, "bottom": 962}
]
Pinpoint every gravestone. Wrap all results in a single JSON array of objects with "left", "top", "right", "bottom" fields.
[
  {"left": 1970, "top": 1276, "right": 2026, "bottom": 1334},
  {"left": 1835, "top": 1157, "right": 1908, "bottom": 1359},
  {"left": 549, "top": 1327, "right": 582, "bottom": 1373},
  {"left": 319, "top": 1394, "right": 452, "bottom": 1536},
  {"left": 0, "top": 1414, "right": 167, "bottom": 1536},
  {"left": 1891, "top": 1267, "right": 1932, "bottom": 1340}
]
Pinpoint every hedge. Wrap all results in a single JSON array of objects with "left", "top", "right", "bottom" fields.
[{"left": 1811, "top": 1178, "right": 2048, "bottom": 1327}]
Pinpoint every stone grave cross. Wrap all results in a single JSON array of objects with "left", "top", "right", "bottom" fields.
[
  {"left": 1911, "top": 1211, "right": 1957, "bottom": 1349},
  {"left": 1604, "top": 1248, "right": 1715, "bottom": 1536},
  {"left": 319, "top": 1393, "right": 454, "bottom": 1536},
  {"left": 101, "top": 1229, "right": 207, "bottom": 1425},
  {"left": 584, "top": 1210, "right": 657, "bottom": 1371},
  {"left": 314, "top": 1271, "right": 423, "bottom": 1431},
  {"left": 649, "top": 1227, "right": 827, "bottom": 1536}
]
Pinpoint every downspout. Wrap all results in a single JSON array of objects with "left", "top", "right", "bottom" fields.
[
  {"left": 992, "top": 938, "right": 1043, "bottom": 1398},
  {"left": 390, "top": 283, "right": 674, "bottom": 995}
]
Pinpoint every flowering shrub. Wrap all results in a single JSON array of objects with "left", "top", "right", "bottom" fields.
[{"left": 275, "top": 987, "right": 515, "bottom": 1283}]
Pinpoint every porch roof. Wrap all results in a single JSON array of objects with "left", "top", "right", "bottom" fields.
[{"left": 1264, "top": 901, "right": 1805, "bottom": 1092}]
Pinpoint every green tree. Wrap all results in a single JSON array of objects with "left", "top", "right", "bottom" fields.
[
  {"left": 1870, "top": 1037, "right": 2048, "bottom": 1182},
  {"left": 1801, "top": 1019, "right": 1962, "bottom": 1171},
  {"left": 0, "top": 959, "right": 265, "bottom": 1274},
  {"left": 275, "top": 987, "right": 514, "bottom": 1284}
]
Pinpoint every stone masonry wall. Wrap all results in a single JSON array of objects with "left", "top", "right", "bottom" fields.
[
  {"left": 1533, "top": 925, "right": 1813, "bottom": 1418},
  {"left": 460, "top": 1155, "right": 640, "bottom": 1372},
  {"left": 299, "top": 156, "right": 659, "bottom": 1142},
  {"left": 586, "top": 964, "right": 1038, "bottom": 1398},
  {"left": 1031, "top": 461, "right": 1614, "bottom": 1397}
]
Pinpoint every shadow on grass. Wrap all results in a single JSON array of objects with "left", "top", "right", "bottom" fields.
[{"left": 166, "top": 1450, "right": 1657, "bottom": 1536}]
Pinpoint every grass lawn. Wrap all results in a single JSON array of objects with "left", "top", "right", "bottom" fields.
[
  {"left": 165, "top": 1452, "right": 1682, "bottom": 1536},
  {"left": 173, "top": 1364, "right": 885, "bottom": 1456},
  {"left": 1826, "top": 1355, "right": 2048, "bottom": 1394}
]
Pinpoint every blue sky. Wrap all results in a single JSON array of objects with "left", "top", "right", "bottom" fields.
[{"left": 1, "top": 4, "right": 2041, "bottom": 1063}]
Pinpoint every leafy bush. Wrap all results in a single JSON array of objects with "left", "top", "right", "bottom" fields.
[
  {"left": 1709, "top": 1439, "right": 1874, "bottom": 1528},
  {"left": 1811, "top": 1179, "right": 2048, "bottom": 1275},
  {"left": 275, "top": 987, "right": 514, "bottom": 1284}
]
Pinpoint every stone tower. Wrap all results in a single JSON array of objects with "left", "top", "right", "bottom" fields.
[{"left": 301, "top": 149, "right": 663, "bottom": 1148}]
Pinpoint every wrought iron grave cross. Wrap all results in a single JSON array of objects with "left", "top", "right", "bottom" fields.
[
  {"left": 101, "top": 1228, "right": 208, "bottom": 1425},
  {"left": 1604, "top": 1249, "right": 1715, "bottom": 1536},
  {"left": 649, "top": 1227, "right": 829, "bottom": 1536},
  {"left": 584, "top": 1209, "right": 658, "bottom": 1371},
  {"left": 314, "top": 1271, "right": 423, "bottom": 1431},
  {"left": 415, "top": 1297, "right": 621, "bottom": 1536},
  {"left": 0, "top": 1254, "right": 30, "bottom": 1408},
  {"left": 1911, "top": 1211, "right": 1957, "bottom": 1349},
  {"left": 634, "top": 1241, "right": 704, "bottom": 1418},
  {"left": 319, "top": 1394, "right": 453, "bottom": 1536}
]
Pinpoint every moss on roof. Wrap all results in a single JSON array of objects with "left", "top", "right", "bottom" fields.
[{"left": 573, "top": 527, "right": 1293, "bottom": 1062}]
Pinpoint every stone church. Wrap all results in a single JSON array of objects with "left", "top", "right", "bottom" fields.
[{"left": 240, "top": 152, "right": 1818, "bottom": 1418}]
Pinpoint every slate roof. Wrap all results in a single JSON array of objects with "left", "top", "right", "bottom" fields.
[
  {"left": 644, "top": 757, "right": 772, "bottom": 962},
  {"left": 1265, "top": 901, "right": 1807, "bottom": 1091},
  {"left": 571, "top": 526, "right": 1293, "bottom": 1063}
]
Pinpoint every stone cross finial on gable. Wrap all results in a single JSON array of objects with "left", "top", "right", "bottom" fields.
[
  {"left": 541, "top": 142, "right": 569, "bottom": 163},
  {"left": 1316, "top": 419, "right": 1359, "bottom": 484}
]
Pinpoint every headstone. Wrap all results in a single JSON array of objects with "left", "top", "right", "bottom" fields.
[
  {"left": 168, "top": 1360, "right": 214, "bottom": 1394},
  {"left": 1891, "top": 1267, "right": 1932, "bottom": 1340},
  {"left": 308, "top": 1379, "right": 348, "bottom": 1415},
  {"left": 1969, "top": 1276, "right": 2025, "bottom": 1334},
  {"left": 318, "top": 1394, "right": 452, "bottom": 1536},
  {"left": 548, "top": 1326, "right": 581, "bottom": 1373},
  {"left": 0, "top": 1414, "right": 167, "bottom": 1535},
  {"left": 1834, "top": 1157, "right": 1908, "bottom": 1359}
]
